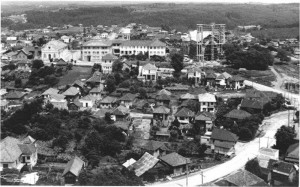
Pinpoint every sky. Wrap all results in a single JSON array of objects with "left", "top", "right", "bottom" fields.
[{"left": 1, "top": 0, "right": 299, "bottom": 3}]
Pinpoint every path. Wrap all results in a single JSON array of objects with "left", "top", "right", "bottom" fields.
[{"left": 149, "top": 111, "right": 293, "bottom": 187}]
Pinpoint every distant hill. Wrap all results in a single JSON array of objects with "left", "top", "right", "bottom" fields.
[{"left": 1, "top": 3, "right": 299, "bottom": 38}]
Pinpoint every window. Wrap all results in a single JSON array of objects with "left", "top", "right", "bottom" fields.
[
  {"left": 203, "top": 102, "right": 206, "bottom": 105},
  {"left": 3, "top": 164, "right": 8, "bottom": 168},
  {"left": 27, "top": 156, "right": 30, "bottom": 160}
]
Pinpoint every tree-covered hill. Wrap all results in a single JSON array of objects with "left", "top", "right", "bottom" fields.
[{"left": 1, "top": 3, "right": 299, "bottom": 33}]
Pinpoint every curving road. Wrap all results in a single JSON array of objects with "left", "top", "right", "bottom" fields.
[{"left": 149, "top": 111, "right": 293, "bottom": 187}]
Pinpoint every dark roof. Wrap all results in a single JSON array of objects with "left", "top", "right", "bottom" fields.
[
  {"left": 285, "top": 142, "right": 299, "bottom": 162},
  {"left": 224, "top": 109, "right": 252, "bottom": 120},
  {"left": 211, "top": 128, "right": 239, "bottom": 142},
  {"left": 100, "top": 96, "right": 117, "bottom": 104},
  {"left": 142, "top": 140, "right": 168, "bottom": 151},
  {"left": 62, "top": 156, "right": 84, "bottom": 177},
  {"left": 18, "top": 144, "right": 36, "bottom": 155},
  {"left": 156, "top": 94, "right": 171, "bottom": 101},
  {"left": 102, "top": 53, "right": 118, "bottom": 60},
  {"left": 225, "top": 169, "right": 267, "bottom": 186},
  {"left": 160, "top": 152, "right": 191, "bottom": 167},
  {"left": 118, "top": 93, "right": 136, "bottom": 101},
  {"left": 86, "top": 71, "right": 102, "bottom": 83},
  {"left": 153, "top": 105, "right": 170, "bottom": 114},
  {"left": 89, "top": 86, "right": 102, "bottom": 93},
  {"left": 195, "top": 111, "right": 216, "bottom": 121},
  {"left": 214, "top": 141, "right": 235, "bottom": 149},
  {"left": 267, "top": 159, "right": 295, "bottom": 174},
  {"left": 241, "top": 98, "right": 265, "bottom": 110},
  {"left": 111, "top": 105, "right": 130, "bottom": 116},
  {"left": 175, "top": 107, "right": 195, "bottom": 117},
  {"left": 73, "top": 80, "right": 85, "bottom": 88},
  {"left": 5, "top": 91, "right": 25, "bottom": 99},
  {"left": 229, "top": 75, "right": 245, "bottom": 82},
  {"left": 206, "top": 72, "right": 217, "bottom": 79}
]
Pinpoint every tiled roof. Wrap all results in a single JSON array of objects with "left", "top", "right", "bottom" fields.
[
  {"left": 225, "top": 169, "right": 266, "bottom": 186},
  {"left": 206, "top": 72, "right": 217, "bottom": 79},
  {"left": 102, "top": 53, "right": 118, "bottom": 60},
  {"left": 100, "top": 96, "right": 117, "bottom": 104},
  {"left": 73, "top": 80, "right": 85, "bottom": 88},
  {"left": 175, "top": 107, "right": 195, "bottom": 117},
  {"left": 128, "top": 152, "right": 159, "bottom": 177},
  {"left": 0, "top": 136, "right": 22, "bottom": 162},
  {"left": 160, "top": 152, "right": 191, "bottom": 167},
  {"left": 211, "top": 128, "right": 238, "bottom": 142},
  {"left": 18, "top": 144, "right": 36, "bottom": 155},
  {"left": 86, "top": 71, "right": 102, "bottom": 83},
  {"left": 156, "top": 94, "right": 171, "bottom": 101},
  {"left": 214, "top": 141, "right": 235, "bottom": 149},
  {"left": 62, "top": 87, "right": 80, "bottom": 96},
  {"left": 111, "top": 105, "right": 130, "bottom": 116},
  {"left": 62, "top": 156, "right": 84, "bottom": 177},
  {"left": 180, "top": 93, "right": 196, "bottom": 100},
  {"left": 143, "top": 63, "right": 157, "bottom": 70},
  {"left": 79, "top": 95, "right": 96, "bottom": 101},
  {"left": 142, "top": 140, "right": 168, "bottom": 151},
  {"left": 42, "top": 88, "right": 59, "bottom": 96},
  {"left": 267, "top": 159, "right": 295, "bottom": 174},
  {"left": 82, "top": 39, "right": 112, "bottom": 47},
  {"left": 224, "top": 109, "right": 252, "bottom": 120},
  {"left": 20, "top": 135, "right": 36, "bottom": 144},
  {"left": 5, "top": 91, "right": 25, "bottom": 99},
  {"left": 157, "top": 89, "right": 171, "bottom": 96},
  {"left": 285, "top": 143, "right": 299, "bottom": 162},
  {"left": 120, "top": 39, "right": 166, "bottom": 47},
  {"left": 222, "top": 72, "right": 232, "bottom": 79},
  {"left": 153, "top": 105, "right": 170, "bottom": 114},
  {"left": 119, "top": 93, "right": 136, "bottom": 101},
  {"left": 195, "top": 111, "right": 216, "bottom": 121},
  {"left": 165, "top": 84, "right": 189, "bottom": 91},
  {"left": 49, "top": 93, "right": 65, "bottom": 101},
  {"left": 230, "top": 75, "right": 245, "bottom": 82},
  {"left": 42, "top": 40, "right": 68, "bottom": 51},
  {"left": 241, "top": 98, "right": 265, "bottom": 110},
  {"left": 89, "top": 86, "right": 102, "bottom": 93},
  {"left": 198, "top": 93, "right": 216, "bottom": 102}
]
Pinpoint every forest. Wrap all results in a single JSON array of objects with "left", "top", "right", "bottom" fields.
[{"left": 1, "top": 3, "right": 299, "bottom": 35}]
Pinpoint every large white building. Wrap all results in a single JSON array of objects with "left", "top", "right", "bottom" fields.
[
  {"left": 41, "top": 40, "right": 68, "bottom": 62},
  {"left": 81, "top": 40, "right": 113, "bottom": 63}
]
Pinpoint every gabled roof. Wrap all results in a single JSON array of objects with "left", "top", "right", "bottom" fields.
[
  {"left": 89, "top": 86, "right": 102, "bottom": 93},
  {"left": 128, "top": 152, "right": 159, "bottom": 177},
  {"left": 5, "top": 91, "right": 25, "bottom": 99},
  {"left": 156, "top": 93, "right": 171, "bottom": 101},
  {"left": 100, "top": 96, "right": 117, "bottom": 104},
  {"left": 49, "top": 93, "right": 65, "bottom": 101},
  {"left": 62, "top": 87, "right": 80, "bottom": 96},
  {"left": 175, "top": 107, "right": 195, "bottom": 117},
  {"left": 267, "top": 159, "right": 295, "bottom": 174},
  {"left": 86, "top": 71, "right": 102, "bottom": 83},
  {"left": 225, "top": 169, "right": 266, "bottom": 186},
  {"left": 102, "top": 53, "right": 118, "bottom": 60},
  {"left": 42, "top": 88, "right": 59, "bottom": 96},
  {"left": 285, "top": 143, "right": 299, "bottom": 162},
  {"left": 198, "top": 93, "right": 216, "bottom": 102},
  {"left": 143, "top": 63, "right": 157, "bottom": 71},
  {"left": 142, "top": 140, "right": 168, "bottom": 151},
  {"left": 160, "top": 152, "right": 191, "bottom": 167},
  {"left": 195, "top": 111, "right": 216, "bottom": 121},
  {"left": 0, "top": 136, "right": 22, "bottom": 163},
  {"left": 206, "top": 72, "right": 217, "bottom": 79},
  {"left": 42, "top": 40, "right": 68, "bottom": 51},
  {"left": 62, "top": 156, "right": 84, "bottom": 177},
  {"left": 111, "top": 105, "right": 130, "bottom": 116},
  {"left": 153, "top": 105, "right": 170, "bottom": 114},
  {"left": 180, "top": 93, "right": 196, "bottom": 100},
  {"left": 216, "top": 73, "right": 226, "bottom": 80},
  {"left": 79, "top": 95, "right": 96, "bottom": 101},
  {"left": 119, "top": 93, "right": 136, "bottom": 101},
  {"left": 224, "top": 109, "right": 252, "bottom": 120},
  {"left": 18, "top": 144, "right": 36, "bottom": 155},
  {"left": 230, "top": 75, "right": 245, "bottom": 82},
  {"left": 73, "top": 80, "right": 85, "bottom": 88},
  {"left": 211, "top": 128, "right": 238, "bottom": 142},
  {"left": 241, "top": 98, "right": 265, "bottom": 110},
  {"left": 157, "top": 89, "right": 171, "bottom": 96},
  {"left": 20, "top": 135, "right": 36, "bottom": 144},
  {"left": 82, "top": 40, "right": 112, "bottom": 47},
  {"left": 214, "top": 141, "right": 235, "bottom": 149}
]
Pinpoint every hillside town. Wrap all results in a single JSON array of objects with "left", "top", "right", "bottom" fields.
[{"left": 1, "top": 5, "right": 300, "bottom": 187}]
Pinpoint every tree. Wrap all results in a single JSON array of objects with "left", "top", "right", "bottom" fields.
[
  {"left": 112, "top": 60, "right": 123, "bottom": 72},
  {"left": 44, "top": 75, "right": 59, "bottom": 86},
  {"left": 274, "top": 126, "right": 296, "bottom": 153},
  {"left": 276, "top": 48, "right": 290, "bottom": 62},
  {"left": 238, "top": 127, "right": 253, "bottom": 141},
  {"left": 32, "top": 59, "right": 44, "bottom": 69},
  {"left": 171, "top": 53, "right": 183, "bottom": 76},
  {"left": 14, "top": 78, "right": 22, "bottom": 88},
  {"left": 104, "top": 112, "right": 113, "bottom": 123},
  {"left": 138, "top": 88, "right": 147, "bottom": 99},
  {"left": 245, "top": 158, "right": 262, "bottom": 178},
  {"left": 105, "top": 78, "right": 116, "bottom": 93}
]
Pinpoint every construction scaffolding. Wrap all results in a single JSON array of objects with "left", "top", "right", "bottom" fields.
[{"left": 196, "top": 23, "right": 226, "bottom": 62}]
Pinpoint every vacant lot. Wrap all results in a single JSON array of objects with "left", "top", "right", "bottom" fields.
[
  {"left": 57, "top": 66, "right": 92, "bottom": 86},
  {"left": 273, "top": 62, "right": 300, "bottom": 79}
]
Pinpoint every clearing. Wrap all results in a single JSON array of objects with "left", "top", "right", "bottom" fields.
[{"left": 57, "top": 66, "right": 92, "bottom": 86}]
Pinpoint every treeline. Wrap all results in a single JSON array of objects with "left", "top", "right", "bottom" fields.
[{"left": 2, "top": 4, "right": 299, "bottom": 32}]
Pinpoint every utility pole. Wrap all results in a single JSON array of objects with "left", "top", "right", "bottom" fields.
[
  {"left": 186, "top": 158, "right": 189, "bottom": 187},
  {"left": 267, "top": 137, "right": 269, "bottom": 148},
  {"left": 288, "top": 109, "right": 290, "bottom": 127},
  {"left": 200, "top": 171, "right": 204, "bottom": 184}
]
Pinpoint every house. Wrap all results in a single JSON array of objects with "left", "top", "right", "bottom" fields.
[
  {"left": 54, "top": 58, "right": 68, "bottom": 68},
  {"left": 215, "top": 73, "right": 226, "bottom": 88},
  {"left": 267, "top": 159, "right": 297, "bottom": 186},
  {"left": 205, "top": 72, "right": 217, "bottom": 86},
  {"left": 258, "top": 147, "right": 279, "bottom": 161},
  {"left": 79, "top": 95, "right": 96, "bottom": 108},
  {"left": 155, "top": 129, "right": 171, "bottom": 141},
  {"left": 42, "top": 88, "right": 59, "bottom": 99},
  {"left": 89, "top": 86, "right": 103, "bottom": 100},
  {"left": 111, "top": 105, "right": 130, "bottom": 121},
  {"left": 198, "top": 93, "right": 216, "bottom": 113},
  {"left": 187, "top": 67, "right": 203, "bottom": 84},
  {"left": 101, "top": 54, "right": 118, "bottom": 74},
  {"left": 174, "top": 107, "right": 195, "bottom": 124},
  {"left": 61, "top": 35, "right": 71, "bottom": 43},
  {"left": 240, "top": 98, "right": 266, "bottom": 113},
  {"left": 180, "top": 93, "right": 197, "bottom": 102},
  {"left": 72, "top": 80, "right": 85, "bottom": 93},
  {"left": 10, "top": 49, "right": 31, "bottom": 61},
  {"left": 160, "top": 152, "right": 191, "bottom": 175},
  {"left": 127, "top": 152, "right": 160, "bottom": 178},
  {"left": 223, "top": 169, "right": 268, "bottom": 186},
  {"left": 41, "top": 40, "right": 68, "bottom": 63},
  {"left": 224, "top": 109, "right": 252, "bottom": 120},
  {"left": 86, "top": 71, "right": 103, "bottom": 87},
  {"left": 1, "top": 100, "right": 9, "bottom": 111},
  {"left": 141, "top": 140, "right": 169, "bottom": 158},
  {"left": 62, "top": 87, "right": 80, "bottom": 101},
  {"left": 285, "top": 143, "right": 299, "bottom": 164},
  {"left": 153, "top": 105, "right": 170, "bottom": 121},
  {"left": 99, "top": 96, "right": 117, "bottom": 108},
  {"left": 81, "top": 40, "right": 112, "bottom": 63},
  {"left": 155, "top": 94, "right": 171, "bottom": 106},
  {"left": 0, "top": 136, "right": 37, "bottom": 171},
  {"left": 62, "top": 156, "right": 85, "bottom": 184},
  {"left": 122, "top": 158, "right": 136, "bottom": 168},
  {"left": 16, "top": 60, "right": 31, "bottom": 72},
  {"left": 4, "top": 91, "right": 26, "bottom": 101},
  {"left": 210, "top": 128, "right": 239, "bottom": 155},
  {"left": 157, "top": 89, "right": 171, "bottom": 96},
  {"left": 48, "top": 94, "right": 68, "bottom": 109},
  {"left": 118, "top": 93, "right": 136, "bottom": 108},
  {"left": 67, "top": 101, "right": 82, "bottom": 111},
  {"left": 120, "top": 39, "right": 166, "bottom": 57},
  {"left": 139, "top": 63, "right": 158, "bottom": 81},
  {"left": 195, "top": 111, "right": 216, "bottom": 133},
  {"left": 229, "top": 75, "right": 245, "bottom": 90}
]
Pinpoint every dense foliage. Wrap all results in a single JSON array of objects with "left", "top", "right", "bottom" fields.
[{"left": 273, "top": 126, "right": 296, "bottom": 154}]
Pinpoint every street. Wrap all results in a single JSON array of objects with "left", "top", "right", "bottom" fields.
[{"left": 150, "top": 111, "right": 295, "bottom": 187}]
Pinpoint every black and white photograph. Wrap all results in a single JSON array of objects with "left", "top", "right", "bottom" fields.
[{"left": 0, "top": 0, "right": 299, "bottom": 186}]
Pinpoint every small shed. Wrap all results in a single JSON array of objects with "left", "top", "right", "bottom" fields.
[{"left": 62, "top": 156, "right": 85, "bottom": 184}]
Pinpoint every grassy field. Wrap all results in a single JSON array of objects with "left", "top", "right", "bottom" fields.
[
  {"left": 57, "top": 66, "right": 92, "bottom": 86},
  {"left": 273, "top": 62, "right": 300, "bottom": 79}
]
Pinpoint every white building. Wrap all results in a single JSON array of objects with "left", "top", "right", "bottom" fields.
[
  {"left": 139, "top": 63, "right": 158, "bottom": 81},
  {"left": 120, "top": 39, "right": 166, "bottom": 57},
  {"left": 101, "top": 54, "right": 118, "bottom": 74},
  {"left": 198, "top": 93, "right": 216, "bottom": 113},
  {"left": 81, "top": 40, "right": 112, "bottom": 63},
  {"left": 187, "top": 67, "right": 203, "bottom": 84},
  {"left": 79, "top": 95, "right": 96, "bottom": 108},
  {"left": 41, "top": 40, "right": 68, "bottom": 62}
]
